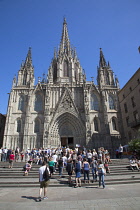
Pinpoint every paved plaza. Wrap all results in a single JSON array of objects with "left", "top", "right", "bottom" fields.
[{"left": 0, "top": 183, "right": 140, "bottom": 210}]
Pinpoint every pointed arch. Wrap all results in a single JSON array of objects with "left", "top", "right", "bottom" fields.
[
  {"left": 34, "top": 118, "right": 40, "bottom": 133},
  {"left": 90, "top": 93, "right": 99, "bottom": 111},
  {"left": 18, "top": 95, "right": 24, "bottom": 111},
  {"left": 34, "top": 93, "right": 43, "bottom": 112},
  {"left": 109, "top": 95, "right": 115, "bottom": 109}
]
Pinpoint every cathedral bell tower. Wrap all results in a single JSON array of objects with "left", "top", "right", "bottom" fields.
[
  {"left": 97, "top": 48, "right": 116, "bottom": 88},
  {"left": 17, "top": 47, "right": 34, "bottom": 87}
]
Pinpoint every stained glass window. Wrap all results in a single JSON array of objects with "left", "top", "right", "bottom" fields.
[
  {"left": 109, "top": 95, "right": 115, "bottom": 109},
  {"left": 90, "top": 94, "right": 99, "bottom": 111},
  {"left": 34, "top": 94, "right": 43, "bottom": 112},
  {"left": 34, "top": 118, "right": 40, "bottom": 133},
  {"left": 17, "top": 119, "right": 21, "bottom": 132},
  {"left": 18, "top": 95, "right": 24, "bottom": 111}
]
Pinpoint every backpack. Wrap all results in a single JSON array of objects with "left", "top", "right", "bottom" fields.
[{"left": 43, "top": 166, "right": 50, "bottom": 181}]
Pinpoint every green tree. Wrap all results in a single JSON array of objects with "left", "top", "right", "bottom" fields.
[{"left": 128, "top": 138, "right": 140, "bottom": 155}]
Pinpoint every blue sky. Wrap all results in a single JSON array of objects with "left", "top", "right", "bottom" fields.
[{"left": 0, "top": 0, "right": 140, "bottom": 114}]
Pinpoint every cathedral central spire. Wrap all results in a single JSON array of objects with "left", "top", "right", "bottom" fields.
[{"left": 59, "top": 18, "right": 71, "bottom": 56}]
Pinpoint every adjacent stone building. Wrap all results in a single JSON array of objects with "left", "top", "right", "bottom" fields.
[
  {"left": 0, "top": 113, "right": 6, "bottom": 147},
  {"left": 118, "top": 68, "right": 140, "bottom": 144},
  {"left": 3, "top": 19, "right": 123, "bottom": 153}
]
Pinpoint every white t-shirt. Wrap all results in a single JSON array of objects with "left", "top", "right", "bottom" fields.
[
  {"left": 39, "top": 165, "right": 50, "bottom": 182},
  {"left": 119, "top": 146, "right": 123, "bottom": 153},
  {"left": 87, "top": 152, "right": 92, "bottom": 158},
  {"left": 62, "top": 156, "right": 67, "bottom": 163},
  {"left": 52, "top": 154, "right": 58, "bottom": 162}
]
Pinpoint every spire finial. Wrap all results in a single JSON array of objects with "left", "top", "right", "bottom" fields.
[{"left": 63, "top": 16, "right": 67, "bottom": 24}]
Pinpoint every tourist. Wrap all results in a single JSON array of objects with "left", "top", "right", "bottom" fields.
[
  {"left": 20, "top": 150, "right": 24, "bottom": 162},
  {"left": 82, "top": 158, "right": 90, "bottom": 183},
  {"left": 91, "top": 157, "right": 98, "bottom": 182},
  {"left": 2, "top": 147, "right": 7, "bottom": 162},
  {"left": 62, "top": 153, "right": 67, "bottom": 170},
  {"left": 66, "top": 159, "right": 74, "bottom": 185},
  {"left": 23, "top": 161, "right": 31, "bottom": 176},
  {"left": 130, "top": 158, "right": 139, "bottom": 171},
  {"left": 75, "top": 160, "right": 82, "bottom": 188},
  {"left": 15, "top": 147, "right": 19, "bottom": 162},
  {"left": 52, "top": 152, "right": 58, "bottom": 171},
  {"left": 72, "top": 151, "right": 77, "bottom": 167},
  {"left": 104, "top": 160, "right": 110, "bottom": 173},
  {"left": 119, "top": 144, "right": 123, "bottom": 159},
  {"left": 57, "top": 157, "right": 63, "bottom": 177},
  {"left": 48, "top": 157, "right": 55, "bottom": 177},
  {"left": 97, "top": 160, "right": 106, "bottom": 189},
  {"left": 9, "top": 152, "right": 15, "bottom": 168},
  {"left": 87, "top": 150, "right": 92, "bottom": 165},
  {"left": 38, "top": 161, "right": 50, "bottom": 201}
]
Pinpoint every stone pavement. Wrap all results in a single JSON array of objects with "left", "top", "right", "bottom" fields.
[{"left": 0, "top": 183, "right": 140, "bottom": 210}]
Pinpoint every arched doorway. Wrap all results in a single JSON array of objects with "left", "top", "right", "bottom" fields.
[{"left": 49, "top": 112, "right": 86, "bottom": 148}]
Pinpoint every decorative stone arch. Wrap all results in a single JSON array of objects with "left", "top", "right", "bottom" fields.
[{"left": 49, "top": 112, "right": 86, "bottom": 147}]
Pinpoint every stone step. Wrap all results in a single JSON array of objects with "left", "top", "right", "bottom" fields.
[
  {"left": 0, "top": 179, "right": 140, "bottom": 188},
  {"left": 0, "top": 158, "right": 138, "bottom": 188}
]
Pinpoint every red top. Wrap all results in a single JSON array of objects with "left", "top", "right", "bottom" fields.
[{"left": 9, "top": 154, "right": 15, "bottom": 160}]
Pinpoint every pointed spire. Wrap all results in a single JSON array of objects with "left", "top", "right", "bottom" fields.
[
  {"left": 99, "top": 48, "right": 107, "bottom": 68},
  {"left": 24, "top": 47, "right": 32, "bottom": 68},
  {"left": 54, "top": 47, "right": 57, "bottom": 59},
  {"left": 59, "top": 18, "right": 71, "bottom": 56}
]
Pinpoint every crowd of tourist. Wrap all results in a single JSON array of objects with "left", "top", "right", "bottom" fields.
[
  {"left": 1, "top": 145, "right": 140, "bottom": 189},
  {"left": 0, "top": 146, "right": 113, "bottom": 188}
]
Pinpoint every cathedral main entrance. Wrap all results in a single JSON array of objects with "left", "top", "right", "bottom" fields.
[{"left": 61, "top": 137, "right": 74, "bottom": 149}]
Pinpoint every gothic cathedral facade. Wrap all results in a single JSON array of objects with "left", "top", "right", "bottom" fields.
[{"left": 3, "top": 19, "right": 123, "bottom": 153}]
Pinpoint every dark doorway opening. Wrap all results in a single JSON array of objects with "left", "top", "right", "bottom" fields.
[{"left": 61, "top": 137, "right": 74, "bottom": 148}]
